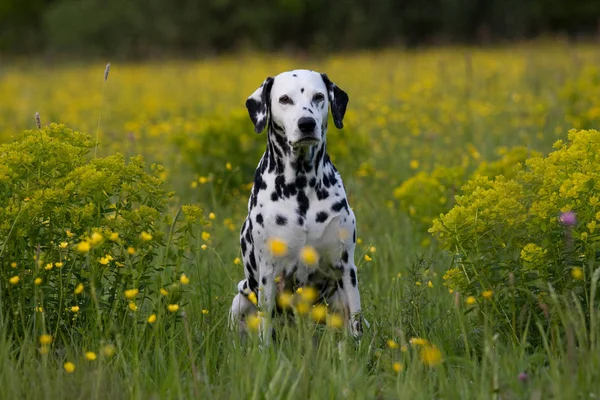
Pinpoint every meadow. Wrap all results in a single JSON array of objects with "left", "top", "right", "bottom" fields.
[{"left": 1, "top": 42, "right": 600, "bottom": 399}]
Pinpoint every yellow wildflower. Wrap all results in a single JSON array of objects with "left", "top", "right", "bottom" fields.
[
  {"left": 299, "top": 286, "right": 318, "bottom": 304},
  {"left": 74, "top": 283, "right": 84, "bottom": 294},
  {"left": 34, "top": 277, "right": 42, "bottom": 285},
  {"left": 128, "top": 302, "right": 138, "bottom": 311},
  {"left": 233, "top": 257, "right": 241, "bottom": 265},
  {"left": 63, "top": 362, "right": 76, "bottom": 373},
  {"left": 199, "top": 176, "right": 208, "bottom": 184},
  {"left": 277, "top": 292, "right": 293, "bottom": 309},
  {"left": 102, "top": 344, "right": 116, "bottom": 357},
  {"left": 466, "top": 296, "right": 476, "bottom": 305},
  {"left": 392, "top": 362, "right": 404, "bottom": 373},
  {"left": 202, "top": 309, "right": 209, "bottom": 315},
  {"left": 209, "top": 212, "right": 216, "bottom": 220},
  {"left": 482, "top": 290, "right": 493, "bottom": 299},
  {"left": 109, "top": 232, "right": 119, "bottom": 241},
  {"left": 300, "top": 246, "right": 319, "bottom": 266},
  {"left": 311, "top": 305, "right": 328, "bottom": 323},
  {"left": 167, "top": 304, "right": 179, "bottom": 313},
  {"left": 147, "top": 314, "right": 157, "bottom": 324},
  {"left": 77, "top": 241, "right": 91, "bottom": 253},
  {"left": 247, "top": 314, "right": 261, "bottom": 331},
  {"left": 225, "top": 162, "right": 232, "bottom": 171},
  {"left": 124, "top": 289, "right": 139, "bottom": 299},
  {"left": 55, "top": 262, "right": 63, "bottom": 268},
  {"left": 127, "top": 247, "right": 136, "bottom": 255},
  {"left": 427, "top": 280, "right": 433, "bottom": 288},
  {"left": 59, "top": 242, "right": 69, "bottom": 249},
  {"left": 45, "top": 263, "right": 53, "bottom": 271},
  {"left": 90, "top": 232, "right": 103, "bottom": 245},
  {"left": 160, "top": 288, "right": 168, "bottom": 296},
  {"left": 140, "top": 231, "right": 153, "bottom": 242},
  {"left": 10, "top": 262, "right": 17, "bottom": 268},
  {"left": 327, "top": 313, "right": 344, "bottom": 329},
  {"left": 85, "top": 352, "right": 97, "bottom": 361},
  {"left": 572, "top": 267, "right": 584, "bottom": 280},
  {"left": 201, "top": 231, "right": 211, "bottom": 241},
  {"left": 364, "top": 254, "right": 372, "bottom": 262},
  {"left": 409, "top": 337, "right": 429, "bottom": 346},
  {"left": 201, "top": 244, "right": 207, "bottom": 250},
  {"left": 180, "top": 273, "right": 190, "bottom": 285},
  {"left": 39, "top": 334, "right": 52, "bottom": 345},
  {"left": 419, "top": 345, "right": 443, "bottom": 367},
  {"left": 387, "top": 339, "right": 399, "bottom": 349},
  {"left": 267, "top": 237, "right": 287, "bottom": 257},
  {"left": 99, "top": 257, "right": 110, "bottom": 265},
  {"left": 71, "top": 306, "right": 80, "bottom": 313},
  {"left": 9, "top": 276, "right": 20, "bottom": 285}
]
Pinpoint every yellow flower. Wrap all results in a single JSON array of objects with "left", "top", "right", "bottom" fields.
[
  {"left": 482, "top": 290, "right": 493, "bottom": 299},
  {"left": 59, "top": 242, "right": 69, "bottom": 249},
  {"left": 180, "top": 273, "right": 190, "bottom": 285},
  {"left": 190, "top": 181, "right": 198, "bottom": 189},
  {"left": 160, "top": 288, "right": 169, "bottom": 296},
  {"left": 277, "top": 292, "right": 293, "bottom": 309},
  {"left": 71, "top": 306, "right": 80, "bottom": 313},
  {"left": 90, "top": 232, "right": 103, "bottom": 245},
  {"left": 201, "top": 231, "right": 211, "bottom": 241},
  {"left": 63, "top": 362, "right": 76, "bottom": 373},
  {"left": 199, "top": 176, "right": 208, "bottom": 184},
  {"left": 225, "top": 162, "right": 232, "bottom": 171},
  {"left": 364, "top": 254, "right": 372, "bottom": 262},
  {"left": 392, "top": 362, "right": 404, "bottom": 373},
  {"left": 466, "top": 296, "right": 477, "bottom": 305},
  {"left": 55, "top": 262, "right": 63, "bottom": 268},
  {"left": 300, "top": 246, "right": 319, "bottom": 266},
  {"left": 209, "top": 212, "right": 216, "bottom": 220},
  {"left": 147, "top": 313, "right": 157, "bottom": 324},
  {"left": 247, "top": 314, "right": 261, "bottom": 331},
  {"left": 140, "top": 231, "right": 153, "bottom": 242},
  {"left": 299, "top": 286, "right": 318, "bottom": 304},
  {"left": 167, "top": 304, "right": 179, "bottom": 313},
  {"left": 74, "top": 283, "right": 84, "bottom": 294},
  {"left": 311, "top": 305, "right": 328, "bottom": 323},
  {"left": 369, "top": 246, "right": 377, "bottom": 253},
  {"left": 247, "top": 292, "right": 258, "bottom": 305},
  {"left": 45, "top": 263, "right": 53, "bottom": 271},
  {"left": 77, "top": 241, "right": 91, "bottom": 253},
  {"left": 66, "top": 230, "right": 74, "bottom": 238},
  {"left": 327, "top": 313, "right": 344, "bottom": 329},
  {"left": 85, "top": 352, "right": 97, "bottom": 361},
  {"left": 34, "top": 277, "right": 42, "bottom": 285},
  {"left": 127, "top": 247, "right": 136, "bottom": 255},
  {"left": 102, "top": 344, "right": 116, "bottom": 357},
  {"left": 427, "top": 280, "right": 433, "bottom": 288},
  {"left": 109, "top": 232, "right": 119, "bottom": 241},
  {"left": 124, "top": 288, "right": 139, "bottom": 299},
  {"left": 410, "top": 159, "right": 420, "bottom": 169},
  {"left": 9, "top": 276, "right": 20, "bottom": 285},
  {"left": 39, "top": 334, "right": 53, "bottom": 345},
  {"left": 128, "top": 302, "right": 138, "bottom": 311},
  {"left": 415, "top": 281, "right": 421, "bottom": 286},
  {"left": 296, "top": 302, "right": 310, "bottom": 315},
  {"left": 201, "top": 244, "right": 207, "bottom": 250},
  {"left": 202, "top": 309, "right": 209, "bottom": 315},
  {"left": 387, "top": 339, "right": 399, "bottom": 349},
  {"left": 233, "top": 257, "right": 241, "bottom": 265},
  {"left": 572, "top": 267, "right": 584, "bottom": 280},
  {"left": 419, "top": 345, "right": 443, "bottom": 367},
  {"left": 267, "top": 237, "right": 287, "bottom": 257},
  {"left": 10, "top": 262, "right": 17, "bottom": 268},
  {"left": 99, "top": 257, "right": 110, "bottom": 265},
  {"left": 409, "top": 337, "right": 429, "bottom": 346}
]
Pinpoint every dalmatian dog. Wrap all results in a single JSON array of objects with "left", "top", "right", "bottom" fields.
[{"left": 229, "top": 69, "right": 362, "bottom": 342}]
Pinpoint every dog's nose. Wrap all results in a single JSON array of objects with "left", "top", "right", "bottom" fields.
[{"left": 298, "top": 117, "right": 316, "bottom": 134}]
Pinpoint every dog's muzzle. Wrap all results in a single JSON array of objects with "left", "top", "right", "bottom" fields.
[{"left": 294, "top": 117, "right": 319, "bottom": 146}]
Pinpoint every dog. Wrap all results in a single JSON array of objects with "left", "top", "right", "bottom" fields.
[{"left": 229, "top": 69, "right": 362, "bottom": 342}]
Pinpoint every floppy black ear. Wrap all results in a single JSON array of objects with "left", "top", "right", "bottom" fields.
[
  {"left": 246, "top": 77, "right": 274, "bottom": 133},
  {"left": 321, "top": 73, "right": 349, "bottom": 129}
]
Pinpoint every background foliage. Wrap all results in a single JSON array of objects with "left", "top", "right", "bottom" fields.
[{"left": 1, "top": 0, "right": 600, "bottom": 56}]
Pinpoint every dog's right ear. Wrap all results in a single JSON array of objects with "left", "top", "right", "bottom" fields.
[{"left": 246, "top": 77, "right": 274, "bottom": 133}]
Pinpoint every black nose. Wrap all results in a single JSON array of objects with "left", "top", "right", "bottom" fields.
[{"left": 298, "top": 117, "right": 316, "bottom": 134}]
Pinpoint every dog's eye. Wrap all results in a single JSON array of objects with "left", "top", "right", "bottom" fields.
[
  {"left": 279, "top": 95, "right": 293, "bottom": 105},
  {"left": 313, "top": 93, "right": 325, "bottom": 102}
]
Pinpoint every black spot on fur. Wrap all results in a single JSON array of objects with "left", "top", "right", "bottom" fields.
[
  {"left": 276, "top": 214, "right": 288, "bottom": 226},
  {"left": 256, "top": 213, "right": 264, "bottom": 227},
  {"left": 316, "top": 211, "right": 329, "bottom": 223},
  {"left": 331, "top": 198, "right": 348, "bottom": 213},
  {"left": 309, "top": 177, "right": 316, "bottom": 187},
  {"left": 337, "top": 279, "right": 344, "bottom": 289},
  {"left": 350, "top": 269, "right": 357, "bottom": 287},
  {"left": 323, "top": 173, "right": 331, "bottom": 188},
  {"left": 261, "top": 277, "right": 267, "bottom": 285},
  {"left": 249, "top": 249, "right": 257, "bottom": 271},
  {"left": 341, "top": 250, "right": 349, "bottom": 263},
  {"left": 271, "top": 191, "right": 279, "bottom": 201},
  {"left": 248, "top": 275, "right": 258, "bottom": 292},
  {"left": 241, "top": 238, "right": 247, "bottom": 255},
  {"left": 316, "top": 188, "right": 329, "bottom": 200},
  {"left": 296, "top": 175, "right": 307, "bottom": 189},
  {"left": 297, "top": 190, "right": 309, "bottom": 217},
  {"left": 301, "top": 88, "right": 304, "bottom": 93},
  {"left": 297, "top": 216, "right": 304, "bottom": 225},
  {"left": 353, "top": 230, "right": 356, "bottom": 243},
  {"left": 293, "top": 74, "right": 297, "bottom": 77}
]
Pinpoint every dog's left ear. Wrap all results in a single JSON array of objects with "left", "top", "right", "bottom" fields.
[
  {"left": 246, "top": 77, "right": 274, "bottom": 133},
  {"left": 321, "top": 73, "right": 349, "bottom": 129}
]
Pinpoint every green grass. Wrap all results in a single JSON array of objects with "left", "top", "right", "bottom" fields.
[{"left": 2, "top": 45, "right": 600, "bottom": 399}]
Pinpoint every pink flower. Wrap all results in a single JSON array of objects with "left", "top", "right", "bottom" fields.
[
  {"left": 518, "top": 372, "right": 528, "bottom": 382},
  {"left": 559, "top": 211, "right": 576, "bottom": 226}
]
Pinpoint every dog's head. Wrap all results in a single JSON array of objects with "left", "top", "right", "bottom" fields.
[{"left": 246, "top": 70, "right": 348, "bottom": 148}]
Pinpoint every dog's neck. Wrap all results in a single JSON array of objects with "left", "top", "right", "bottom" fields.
[{"left": 266, "top": 126, "right": 329, "bottom": 185}]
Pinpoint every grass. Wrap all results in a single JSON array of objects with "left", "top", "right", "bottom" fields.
[{"left": 1, "top": 42, "right": 600, "bottom": 399}]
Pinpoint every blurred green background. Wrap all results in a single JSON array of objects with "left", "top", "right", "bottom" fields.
[{"left": 1, "top": 0, "right": 599, "bottom": 58}]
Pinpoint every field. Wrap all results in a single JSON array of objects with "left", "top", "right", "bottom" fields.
[{"left": 1, "top": 43, "right": 600, "bottom": 399}]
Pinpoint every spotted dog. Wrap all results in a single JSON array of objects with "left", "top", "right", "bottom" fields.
[{"left": 229, "top": 69, "right": 362, "bottom": 341}]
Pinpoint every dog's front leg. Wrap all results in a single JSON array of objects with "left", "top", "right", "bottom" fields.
[
  {"left": 342, "top": 260, "right": 362, "bottom": 337},
  {"left": 258, "top": 268, "right": 276, "bottom": 345}
]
